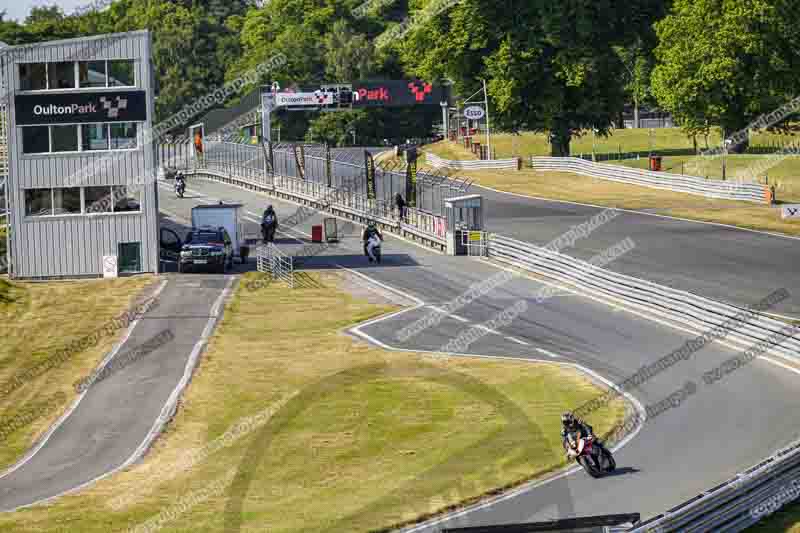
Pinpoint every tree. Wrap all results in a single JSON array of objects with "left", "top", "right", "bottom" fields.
[
  {"left": 652, "top": 0, "right": 800, "bottom": 153},
  {"left": 324, "top": 19, "right": 375, "bottom": 82},
  {"left": 398, "top": 0, "right": 667, "bottom": 156}
]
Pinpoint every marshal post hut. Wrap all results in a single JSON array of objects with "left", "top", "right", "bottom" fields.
[{"left": 0, "top": 30, "right": 159, "bottom": 279}]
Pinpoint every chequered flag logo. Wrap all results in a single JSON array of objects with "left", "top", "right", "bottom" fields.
[
  {"left": 100, "top": 96, "right": 128, "bottom": 118},
  {"left": 408, "top": 81, "right": 433, "bottom": 102}
]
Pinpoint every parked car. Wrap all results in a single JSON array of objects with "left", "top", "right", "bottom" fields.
[{"left": 178, "top": 226, "right": 234, "bottom": 274}]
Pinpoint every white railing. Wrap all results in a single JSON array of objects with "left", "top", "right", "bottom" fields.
[
  {"left": 530, "top": 157, "right": 773, "bottom": 204},
  {"left": 185, "top": 157, "right": 448, "bottom": 249},
  {"left": 256, "top": 243, "right": 294, "bottom": 288},
  {"left": 427, "top": 152, "right": 521, "bottom": 171}
]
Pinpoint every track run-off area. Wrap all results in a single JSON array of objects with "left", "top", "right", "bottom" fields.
[{"left": 1, "top": 171, "right": 799, "bottom": 530}]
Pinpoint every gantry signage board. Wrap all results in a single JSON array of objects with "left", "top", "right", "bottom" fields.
[
  {"left": 351, "top": 80, "right": 443, "bottom": 107},
  {"left": 274, "top": 91, "right": 334, "bottom": 107},
  {"left": 14, "top": 90, "right": 148, "bottom": 125}
]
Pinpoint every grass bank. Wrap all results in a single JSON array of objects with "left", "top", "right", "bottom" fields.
[
  {"left": 0, "top": 275, "right": 156, "bottom": 470},
  {"left": 461, "top": 128, "right": 797, "bottom": 159},
  {"left": 0, "top": 271, "right": 625, "bottom": 532},
  {"left": 748, "top": 500, "right": 800, "bottom": 532},
  {"left": 422, "top": 142, "right": 800, "bottom": 237}
]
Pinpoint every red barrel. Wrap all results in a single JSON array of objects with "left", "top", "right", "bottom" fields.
[{"left": 311, "top": 225, "right": 323, "bottom": 242}]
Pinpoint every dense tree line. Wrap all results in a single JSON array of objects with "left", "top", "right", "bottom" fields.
[{"left": 3, "top": 0, "right": 799, "bottom": 152}]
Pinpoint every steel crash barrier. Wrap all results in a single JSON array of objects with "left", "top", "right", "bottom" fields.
[
  {"left": 485, "top": 233, "right": 800, "bottom": 531},
  {"left": 487, "top": 234, "right": 800, "bottom": 362},
  {"left": 629, "top": 438, "right": 800, "bottom": 532},
  {"left": 177, "top": 154, "right": 448, "bottom": 251},
  {"left": 530, "top": 157, "right": 774, "bottom": 204},
  {"left": 427, "top": 152, "right": 522, "bottom": 171}
]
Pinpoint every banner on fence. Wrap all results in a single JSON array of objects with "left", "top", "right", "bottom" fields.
[
  {"left": 294, "top": 144, "right": 305, "bottom": 180},
  {"left": 365, "top": 150, "right": 377, "bottom": 200},
  {"left": 406, "top": 159, "right": 417, "bottom": 207}
]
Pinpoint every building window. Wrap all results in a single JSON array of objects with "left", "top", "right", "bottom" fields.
[
  {"left": 51, "top": 125, "right": 79, "bottom": 152},
  {"left": 22, "top": 126, "right": 50, "bottom": 154},
  {"left": 19, "top": 63, "right": 47, "bottom": 91},
  {"left": 84, "top": 186, "right": 113, "bottom": 214},
  {"left": 112, "top": 185, "right": 142, "bottom": 212},
  {"left": 108, "top": 60, "right": 135, "bottom": 87},
  {"left": 47, "top": 62, "right": 76, "bottom": 89},
  {"left": 81, "top": 124, "right": 110, "bottom": 151},
  {"left": 25, "top": 189, "right": 53, "bottom": 217},
  {"left": 78, "top": 60, "right": 107, "bottom": 88},
  {"left": 118, "top": 242, "right": 142, "bottom": 273},
  {"left": 110, "top": 123, "right": 137, "bottom": 149},
  {"left": 53, "top": 188, "right": 83, "bottom": 215}
]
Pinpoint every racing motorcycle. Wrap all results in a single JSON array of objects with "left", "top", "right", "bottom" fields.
[
  {"left": 565, "top": 433, "right": 616, "bottom": 478},
  {"left": 366, "top": 234, "right": 382, "bottom": 263},
  {"left": 174, "top": 178, "right": 186, "bottom": 198},
  {"left": 261, "top": 214, "right": 277, "bottom": 243}
]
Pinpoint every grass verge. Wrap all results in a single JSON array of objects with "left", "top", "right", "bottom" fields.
[
  {"left": 747, "top": 500, "right": 800, "bottom": 532},
  {"left": 421, "top": 142, "right": 800, "bottom": 237},
  {"left": 0, "top": 275, "right": 156, "bottom": 470},
  {"left": 0, "top": 271, "right": 625, "bottom": 532}
]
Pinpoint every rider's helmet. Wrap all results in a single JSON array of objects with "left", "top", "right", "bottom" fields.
[
  {"left": 367, "top": 220, "right": 376, "bottom": 229},
  {"left": 561, "top": 412, "right": 576, "bottom": 429}
]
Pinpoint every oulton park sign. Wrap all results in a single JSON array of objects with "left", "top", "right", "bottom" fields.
[{"left": 14, "top": 90, "right": 147, "bottom": 125}]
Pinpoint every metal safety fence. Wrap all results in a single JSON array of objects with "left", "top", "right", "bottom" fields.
[
  {"left": 530, "top": 156, "right": 774, "bottom": 204},
  {"left": 256, "top": 243, "right": 294, "bottom": 288},
  {"left": 485, "top": 232, "right": 800, "bottom": 531}
]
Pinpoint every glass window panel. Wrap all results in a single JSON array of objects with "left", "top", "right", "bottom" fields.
[
  {"left": 110, "top": 122, "right": 137, "bottom": 149},
  {"left": 78, "top": 60, "right": 107, "bottom": 88},
  {"left": 84, "top": 186, "right": 113, "bottom": 214},
  {"left": 108, "top": 60, "right": 134, "bottom": 87},
  {"left": 51, "top": 125, "right": 79, "bottom": 152},
  {"left": 25, "top": 189, "right": 52, "bottom": 217},
  {"left": 19, "top": 63, "right": 47, "bottom": 91},
  {"left": 81, "top": 124, "right": 109, "bottom": 151},
  {"left": 47, "top": 62, "right": 75, "bottom": 89},
  {"left": 22, "top": 126, "right": 50, "bottom": 153},
  {"left": 52, "top": 188, "right": 82, "bottom": 215},
  {"left": 112, "top": 185, "right": 142, "bottom": 212}
]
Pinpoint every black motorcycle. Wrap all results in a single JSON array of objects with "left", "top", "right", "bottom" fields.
[
  {"left": 261, "top": 216, "right": 277, "bottom": 243},
  {"left": 565, "top": 434, "right": 616, "bottom": 478},
  {"left": 175, "top": 180, "right": 186, "bottom": 198}
]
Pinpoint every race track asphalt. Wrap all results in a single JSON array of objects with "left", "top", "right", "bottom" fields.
[
  {"left": 0, "top": 265, "right": 234, "bottom": 511},
  {"left": 157, "top": 177, "right": 800, "bottom": 528}
]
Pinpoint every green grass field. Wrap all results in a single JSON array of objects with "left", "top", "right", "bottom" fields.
[
  {"left": 473, "top": 128, "right": 799, "bottom": 159},
  {"left": 0, "top": 271, "right": 625, "bottom": 533},
  {"left": 748, "top": 500, "right": 800, "bottom": 532}
]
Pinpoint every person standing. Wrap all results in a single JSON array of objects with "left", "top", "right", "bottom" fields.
[{"left": 395, "top": 193, "right": 407, "bottom": 222}]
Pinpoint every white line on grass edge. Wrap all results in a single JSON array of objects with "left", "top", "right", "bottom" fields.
[
  {"left": 0, "top": 276, "right": 236, "bottom": 512},
  {"left": 0, "top": 279, "right": 169, "bottom": 483},
  {"left": 336, "top": 265, "right": 647, "bottom": 533}
]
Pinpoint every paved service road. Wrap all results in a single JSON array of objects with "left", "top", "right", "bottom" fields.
[
  {"left": 0, "top": 272, "right": 232, "bottom": 511},
  {"left": 162, "top": 178, "right": 800, "bottom": 527},
  {"left": 473, "top": 184, "right": 800, "bottom": 317}
]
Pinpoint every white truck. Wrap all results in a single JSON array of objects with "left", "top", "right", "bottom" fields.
[{"left": 190, "top": 203, "right": 249, "bottom": 263}]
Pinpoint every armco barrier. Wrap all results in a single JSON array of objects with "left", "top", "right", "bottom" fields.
[
  {"left": 629, "top": 438, "right": 800, "bottom": 532},
  {"left": 427, "top": 152, "right": 521, "bottom": 171},
  {"left": 530, "top": 156, "right": 773, "bottom": 204},
  {"left": 487, "top": 233, "right": 799, "bottom": 362},
  {"left": 182, "top": 160, "right": 448, "bottom": 251},
  {"left": 486, "top": 233, "right": 800, "bottom": 531}
]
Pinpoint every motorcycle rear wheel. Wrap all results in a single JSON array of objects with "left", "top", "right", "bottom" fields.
[{"left": 578, "top": 456, "right": 603, "bottom": 478}]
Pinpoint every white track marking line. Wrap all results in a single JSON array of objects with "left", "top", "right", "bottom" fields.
[
  {"left": 506, "top": 336, "right": 530, "bottom": 345},
  {"left": 536, "top": 347, "right": 560, "bottom": 358},
  {"left": 475, "top": 182, "right": 800, "bottom": 242},
  {"left": 336, "top": 265, "right": 647, "bottom": 533},
  {"left": 0, "top": 276, "right": 236, "bottom": 513},
  {"left": 473, "top": 324, "right": 502, "bottom": 335},
  {"left": 0, "top": 279, "right": 169, "bottom": 481},
  {"left": 482, "top": 258, "right": 800, "bottom": 374},
  {"left": 428, "top": 305, "right": 470, "bottom": 323}
]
